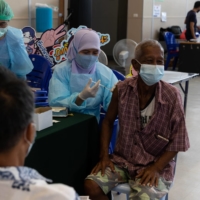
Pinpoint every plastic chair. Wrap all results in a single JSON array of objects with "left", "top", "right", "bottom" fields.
[
  {"left": 112, "top": 69, "right": 125, "bottom": 81},
  {"left": 34, "top": 91, "right": 48, "bottom": 107},
  {"left": 99, "top": 112, "right": 118, "bottom": 154},
  {"left": 164, "top": 32, "right": 179, "bottom": 70},
  {"left": 112, "top": 155, "right": 178, "bottom": 200},
  {"left": 170, "top": 26, "right": 182, "bottom": 39},
  {"left": 27, "top": 54, "right": 52, "bottom": 106},
  {"left": 27, "top": 54, "right": 52, "bottom": 91}
]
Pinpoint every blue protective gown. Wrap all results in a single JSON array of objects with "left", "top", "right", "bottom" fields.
[
  {"left": 48, "top": 61, "right": 118, "bottom": 121},
  {"left": 0, "top": 26, "right": 33, "bottom": 79}
]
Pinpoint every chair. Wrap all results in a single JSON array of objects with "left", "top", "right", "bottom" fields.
[
  {"left": 112, "top": 69, "right": 125, "bottom": 81},
  {"left": 27, "top": 54, "right": 52, "bottom": 91},
  {"left": 170, "top": 26, "right": 182, "bottom": 39},
  {"left": 27, "top": 54, "right": 52, "bottom": 106},
  {"left": 164, "top": 32, "right": 179, "bottom": 70},
  {"left": 112, "top": 155, "right": 178, "bottom": 200},
  {"left": 35, "top": 90, "right": 49, "bottom": 107},
  {"left": 99, "top": 112, "right": 118, "bottom": 154}
]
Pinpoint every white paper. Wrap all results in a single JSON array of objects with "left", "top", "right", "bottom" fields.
[
  {"left": 79, "top": 197, "right": 90, "bottom": 200},
  {"left": 161, "top": 12, "right": 167, "bottom": 22},
  {"left": 153, "top": 5, "right": 161, "bottom": 18},
  {"left": 52, "top": 107, "right": 66, "bottom": 112},
  {"left": 53, "top": 120, "right": 60, "bottom": 123}
]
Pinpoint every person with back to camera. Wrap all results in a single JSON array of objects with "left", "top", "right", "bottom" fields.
[
  {"left": 0, "top": 66, "right": 79, "bottom": 200},
  {"left": 48, "top": 28, "right": 118, "bottom": 122},
  {"left": 84, "top": 39, "right": 190, "bottom": 200},
  {"left": 0, "top": 0, "right": 33, "bottom": 80},
  {"left": 185, "top": 1, "right": 200, "bottom": 41}
]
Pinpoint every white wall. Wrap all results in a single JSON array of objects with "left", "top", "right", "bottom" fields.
[
  {"left": 6, "top": 0, "right": 59, "bottom": 30},
  {"left": 127, "top": 0, "right": 200, "bottom": 42}
]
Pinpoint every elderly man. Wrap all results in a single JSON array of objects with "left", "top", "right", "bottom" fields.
[
  {"left": 0, "top": 67, "right": 79, "bottom": 200},
  {"left": 84, "top": 39, "right": 190, "bottom": 200}
]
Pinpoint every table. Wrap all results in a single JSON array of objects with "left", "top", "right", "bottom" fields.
[
  {"left": 162, "top": 71, "right": 198, "bottom": 113},
  {"left": 25, "top": 113, "right": 100, "bottom": 195},
  {"left": 179, "top": 42, "right": 200, "bottom": 73}
]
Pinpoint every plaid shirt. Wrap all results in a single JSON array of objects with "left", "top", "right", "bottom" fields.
[{"left": 111, "top": 77, "right": 190, "bottom": 181}]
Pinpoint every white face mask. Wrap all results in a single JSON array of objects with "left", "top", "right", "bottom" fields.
[
  {"left": 135, "top": 59, "right": 164, "bottom": 86},
  {"left": 24, "top": 124, "right": 36, "bottom": 157},
  {"left": 0, "top": 27, "right": 8, "bottom": 37}
]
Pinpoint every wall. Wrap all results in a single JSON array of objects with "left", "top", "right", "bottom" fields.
[
  {"left": 127, "top": 0, "right": 143, "bottom": 43},
  {"left": 127, "top": 0, "right": 200, "bottom": 42},
  {"left": 6, "top": 0, "right": 58, "bottom": 30},
  {"left": 91, "top": 0, "right": 128, "bottom": 57}
]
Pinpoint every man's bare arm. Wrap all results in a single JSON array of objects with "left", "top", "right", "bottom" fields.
[
  {"left": 99, "top": 87, "right": 118, "bottom": 158},
  {"left": 190, "top": 22, "right": 196, "bottom": 39},
  {"left": 91, "top": 86, "right": 118, "bottom": 175}
]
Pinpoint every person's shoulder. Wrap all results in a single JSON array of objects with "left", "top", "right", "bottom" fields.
[
  {"left": 188, "top": 10, "right": 196, "bottom": 16},
  {"left": 117, "top": 77, "right": 137, "bottom": 92},
  {"left": 31, "top": 182, "right": 78, "bottom": 200},
  {"left": 96, "top": 62, "right": 120, "bottom": 85},
  {"left": 160, "top": 80, "right": 181, "bottom": 100},
  {"left": 119, "top": 76, "right": 137, "bottom": 86},
  {"left": 7, "top": 26, "right": 23, "bottom": 38},
  {"left": 96, "top": 62, "right": 112, "bottom": 71},
  {"left": 53, "top": 60, "right": 71, "bottom": 73}
]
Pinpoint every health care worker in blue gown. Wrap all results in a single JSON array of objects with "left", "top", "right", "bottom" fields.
[
  {"left": 0, "top": 0, "right": 33, "bottom": 79},
  {"left": 48, "top": 28, "right": 118, "bottom": 121}
]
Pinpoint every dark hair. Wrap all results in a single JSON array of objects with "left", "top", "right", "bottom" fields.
[
  {"left": 0, "top": 67, "right": 34, "bottom": 152},
  {"left": 194, "top": 1, "right": 200, "bottom": 8},
  {"left": 0, "top": 66, "right": 17, "bottom": 87}
]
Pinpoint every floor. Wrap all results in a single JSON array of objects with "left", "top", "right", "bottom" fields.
[{"left": 109, "top": 65, "right": 200, "bottom": 199}]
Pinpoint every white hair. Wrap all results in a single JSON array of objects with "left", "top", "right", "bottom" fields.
[{"left": 134, "top": 39, "right": 164, "bottom": 60}]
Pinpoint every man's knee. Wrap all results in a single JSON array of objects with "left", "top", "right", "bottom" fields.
[{"left": 84, "top": 179, "right": 104, "bottom": 197}]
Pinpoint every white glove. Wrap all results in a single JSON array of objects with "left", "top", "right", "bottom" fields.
[{"left": 79, "top": 78, "right": 100, "bottom": 100}]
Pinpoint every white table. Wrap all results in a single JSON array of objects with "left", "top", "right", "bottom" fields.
[{"left": 162, "top": 71, "right": 198, "bottom": 114}]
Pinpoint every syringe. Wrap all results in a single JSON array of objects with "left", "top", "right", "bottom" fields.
[{"left": 92, "top": 81, "right": 111, "bottom": 91}]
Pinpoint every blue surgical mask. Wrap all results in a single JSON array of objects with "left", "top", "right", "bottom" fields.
[
  {"left": 136, "top": 60, "right": 164, "bottom": 86},
  {"left": 75, "top": 54, "right": 98, "bottom": 69},
  {"left": 0, "top": 27, "right": 8, "bottom": 37}
]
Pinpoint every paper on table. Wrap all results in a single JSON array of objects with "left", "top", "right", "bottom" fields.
[
  {"left": 52, "top": 107, "right": 68, "bottom": 117},
  {"left": 79, "top": 196, "right": 90, "bottom": 200},
  {"left": 53, "top": 120, "right": 60, "bottom": 123},
  {"left": 52, "top": 107, "right": 67, "bottom": 112}
]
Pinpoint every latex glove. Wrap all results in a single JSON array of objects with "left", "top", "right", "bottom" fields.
[{"left": 79, "top": 78, "right": 100, "bottom": 100}]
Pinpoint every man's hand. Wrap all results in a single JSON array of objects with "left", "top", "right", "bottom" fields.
[
  {"left": 136, "top": 164, "right": 160, "bottom": 187},
  {"left": 91, "top": 156, "right": 115, "bottom": 176}
]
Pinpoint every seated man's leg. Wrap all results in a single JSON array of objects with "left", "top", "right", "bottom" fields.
[
  {"left": 84, "top": 165, "right": 128, "bottom": 200},
  {"left": 129, "top": 177, "right": 172, "bottom": 200}
]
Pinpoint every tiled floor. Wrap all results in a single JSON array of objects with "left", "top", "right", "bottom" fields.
[
  {"left": 111, "top": 71, "right": 200, "bottom": 200},
  {"left": 169, "top": 76, "right": 200, "bottom": 200}
]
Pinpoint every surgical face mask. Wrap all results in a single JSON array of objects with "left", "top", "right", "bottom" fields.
[
  {"left": 136, "top": 59, "right": 164, "bottom": 86},
  {"left": 75, "top": 54, "right": 98, "bottom": 69},
  {"left": 0, "top": 27, "right": 8, "bottom": 37},
  {"left": 24, "top": 126, "right": 36, "bottom": 157}
]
